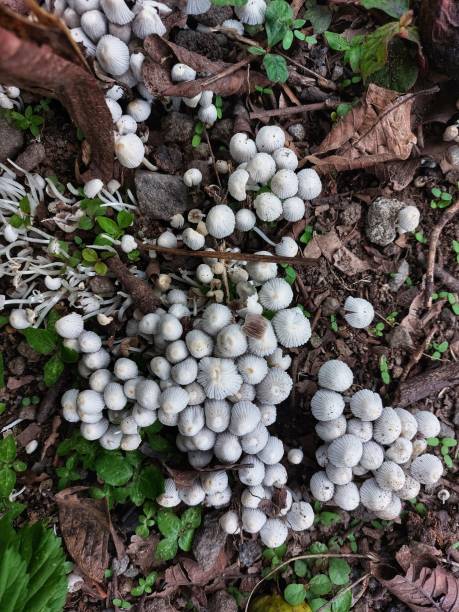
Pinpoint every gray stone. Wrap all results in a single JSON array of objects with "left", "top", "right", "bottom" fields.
[
  {"left": 0, "top": 115, "right": 24, "bottom": 162},
  {"left": 192, "top": 514, "right": 227, "bottom": 572},
  {"left": 389, "top": 326, "right": 414, "bottom": 350},
  {"left": 135, "top": 170, "right": 190, "bottom": 221},
  {"left": 161, "top": 112, "right": 194, "bottom": 144},
  {"left": 208, "top": 591, "right": 238, "bottom": 612},
  {"left": 366, "top": 197, "right": 405, "bottom": 246},
  {"left": 15, "top": 142, "right": 46, "bottom": 173}
]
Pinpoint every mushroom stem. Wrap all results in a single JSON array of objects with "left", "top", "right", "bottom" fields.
[{"left": 252, "top": 225, "right": 277, "bottom": 247}]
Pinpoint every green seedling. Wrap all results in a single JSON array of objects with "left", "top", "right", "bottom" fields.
[
  {"left": 155, "top": 506, "right": 202, "bottom": 561},
  {"left": 432, "top": 291, "right": 459, "bottom": 316},
  {"left": 131, "top": 572, "right": 157, "bottom": 596},
  {"left": 430, "top": 187, "right": 453, "bottom": 209},
  {"left": 426, "top": 436, "right": 457, "bottom": 469},
  {"left": 330, "top": 315, "right": 338, "bottom": 332},
  {"left": 135, "top": 501, "right": 156, "bottom": 539},
  {"left": 113, "top": 598, "right": 132, "bottom": 609},
  {"left": 430, "top": 340, "right": 449, "bottom": 361},
  {"left": 255, "top": 85, "right": 274, "bottom": 95},
  {"left": 415, "top": 231, "right": 428, "bottom": 244},
  {"left": 299, "top": 225, "right": 314, "bottom": 245},
  {"left": 0, "top": 436, "right": 27, "bottom": 508},
  {"left": 4, "top": 104, "right": 45, "bottom": 138},
  {"left": 379, "top": 355, "right": 391, "bottom": 385},
  {"left": 192, "top": 121, "right": 204, "bottom": 147}
]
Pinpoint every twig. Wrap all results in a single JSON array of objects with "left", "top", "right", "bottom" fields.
[
  {"left": 424, "top": 199, "right": 459, "bottom": 308},
  {"left": 316, "top": 573, "right": 371, "bottom": 612},
  {"left": 399, "top": 324, "right": 438, "bottom": 384},
  {"left": 396, "top": 361, "right": 459, "bottom": 407},
  {"left": 139, "top": 243, "right": 317, "bottom": 267},
  {"left": 278, "top": 52, "right": 337, "bottom": 91},
  {"left": 106, "top": 256, "right": 160, "bottom": 313},
  {"left": 250, "top": 100, "right": 339, "bottom": 120},
  {"left": 244, "top": 552, "right": 379, "bottom": 611}
]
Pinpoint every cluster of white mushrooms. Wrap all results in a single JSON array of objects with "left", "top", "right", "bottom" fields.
[
  {"left": 57, "top": 248, "right": 318, "bottom": 547},
  {"left": 310, "top": 359, "right": 444, "bottom": 519},
  {"left": 170, "top": 65, "right": 218, "bottom": 128},
  {"left": 0, "top": 84, "right": 21, "bottom": 110}
]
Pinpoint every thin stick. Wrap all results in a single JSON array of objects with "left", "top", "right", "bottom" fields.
[
  {"left": 139, "top": 243, "right": 317, "bottom": 267},
  {"left": 278, "top": 52, "right": 337, "bottom": 91},
  {"left": 244, "top": 552, "right": 379, "bottom": 611},
  {"left": 250, "top": 100, "right": 339, "bottom": 120},
  {"left": 316, "top": 573, "right": 371, "bottom": 612},
  {"left": 424, "top": 199, "right": 459, "bottom": 308}
]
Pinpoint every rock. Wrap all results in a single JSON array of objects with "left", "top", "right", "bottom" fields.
[
  {"left": 0, "top": 115, "right": 24, "bottom": 162},
  {"left": 238, "top": 539, "right": 262, "bottom": 567},
  {"left": 366, "top": 197, "right": 405, "bottom": 246},
  {"left": 8, "top": 356, "right": 25, "bottom": 376},
  {"left": 211, "top": 118, "right": 234, "bottom": 144},
  {"left": 192, "top": 514, "right": 227, "bottom": 572},
  {"left": 340, "top": 201, "right": 362, "bottom": 225},
  {"left": 152, "top": 144, "right": 183, "bottom": 174},
  {"left": 135, "top": 170, "right": 190, "bottom": 221},
  {"left": 161, "top": 112, "right": 194, "bottom": 145},
  {"left": 389, "top": 326, "right": 414, "bottom": 350},
  {"left": 288, "top": 123, "right": 305, "bottom": 141},
  {"left": 15, "top": 142, "right": 46, "bottom": 172},
  {"left": 89, "top": 275, "right": 115, "bottom": 296},
  {"left": 447, "top": 145, "right": 459, "bottom": 167},
  {"left": 195, "top": 5, "right": 233, "bottom": 26},
  {"left": 208, "top": 591, "right": 238, "bottom": 612}
]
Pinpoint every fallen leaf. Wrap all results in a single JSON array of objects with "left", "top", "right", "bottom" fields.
[
  {"left": 164, "top": 549, "right": 231, "bottom": 588},
  {"left": 56, "top": 488, "right": 115, "bottom": 582},
  {"left": 303, "top": 230, "right": 370, "bottom": 276},
  {"left": 373, "top": 158, "right": 421, "bottom": 191},
  {"left": 376, "top": 563, "right": 459, "bottom": 611},
  {"left": 309, "top": 84, "right": 417, "bottom": 173},
  {"left": 127, "top": 534, "right": 161, "bottom": 575},
  {"left": 7, "top": 375, "right": 34, "bottom": 389},
  {"left": 16, "top": 422, "right": 41, "bottom": 447},
  {"left": 143, "top": 35, "right": 269, "bottom": 98},
  {"left": 396, "top": 543, "right": 442, "bottom": 574},
  {"left": 0, "top": 6, "right": 114, "bottom": 181}
]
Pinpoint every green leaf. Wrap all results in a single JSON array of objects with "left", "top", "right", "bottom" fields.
[
  {"left": 309, "top": 574, "right": 333, "bottom": 596},
  {"left": 265, "top": 0, "right": 293, "bottom": 47},
  {"left": 0, "top": 467, "right": 16, "bottom": 497},
  {"left": 282, "top": 30, "right": 294, "bottom": 50},
  {"left": 283, "top": 265, "right": 297, "bottom": 284},
  {"left": 360, "top": 21, "right": 400, "bottom": 80},
  {"left": 444, "top": 454, "right": 453, "bottom": 468},
  {"left": 211, "top": 0, "right": 247, "bottom": 5},
  {"left": 21, "top": 328, "right": 57, "bottom": 355},
  {"left": 134, "top": 465, "right": 165, "bottom": 500},
  {"left": 332, "top": 588, "right": 353, "bottom": 612},
  {"left": 309, "top": 542, "right": 328, "bottom": 554},
  {"left": 294, "top": 559, "right": 308, "bottom": 577},
  {"left": 95, "top": 451, "right": 133, "bottom": 486},
  {"left": 117, "top": 210, "right": 134, "bottom": 229},
  {"left": 82, "top": 247, "right": 98, "bottom": 263},
  {"left": 263, "top": 54, "right": 289, "bottom": 83},
  {"left": 284, "top": 583, "right": 306, "bottom": 605},
  {"left": 324, "top": 31, "right": 351, "bottom": 51},
  {"left": 426, "top": 437, "right": 440, "bottom": 447},
  {"left": 155, "top": 537, "right": 178, "bottom": 561},
  {"left": 299, "top": 225, "right": 314, "bottom": 245},
  {"left": 0, "top": 436, "right": 16, "bottom": 464},
  {"left": 157, "top": 510, "right": 181, "bottom": 539},
  {"left": 361, "top": 0, "right": 409, "bottom": 18},
  {"left": 44, "top": 355, "right": 65, "bottom": 387},
  {"left": 319, "top": 511, "right": 341, "bottom": 526},
  {"left": 178, "top": 528, "right": 195, "bottom": 552},
  {"left": 96, "top": 216, "right": 120, "bottom": 237},
  {"left": 248, "top": 46, "right": 266, "bottom": 56},
  {"left": 191, "top": 134, "right": 201, "bottom": 147},
  {"left": 147, "top": 433, "right": 172, "bottom": 453},
  {"left": 94, "top": 261, "right": 108, "bottom": 275},
  {"left": 181, "top": 506, "right": 202, "bottom": 530},
  {"left": 441, "top": 438, "right": 457, "bottom": 447},
  {"left": 329, "top": 558, "right": 351, "bottom": 586},
  {"left": 310, "top": 599, "right": 331, "bottom": 612},
  {"left": 369, "top": 36, "right": 419, "bottom": 92},
  {"left": 305, "top": 0, "right": 332, "bottom": 34}
]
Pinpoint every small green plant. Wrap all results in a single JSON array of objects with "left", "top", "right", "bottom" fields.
[
  {"left": 330, "top": 102, "right": 355, "bottom": 122},
  {"left": 131, "top": 572, "right": 157, "bottom": 597},
  {"left": 155, "top": 506, "right": 202, "bottom": 561},
  {"left": 282, "top": 264, "right": 297, "bottom": 285},
  {"left": 370, "top": 312, "right": 398, "bottom": 337},
  {"left": 0, "top": 513, "right": 68, "bottom": 612},
  {"left": 20, "top": 311, "right": 79, "bottom": 387},
  {"left": 112, "top": 598, "right": 132, "bottom": 609},
  {"left": 452, "top": 240, "right": 459, "bottom": 263},
  {"left": 0, "top": 436, "right": 27, "bottom": 510},
  {"left": 255, "top": 85, "right": 274, "bottom": 96},
  {"left": 330, "top": 314, "right": 338, "bottom": 332},
  {"left": 135, "top": 501, "right": 156, "bottom": 538},
  {"left": 426, "top": 436, "right": 457, "bottom": 469},
  {"left": 430, "top": 340, "right": 449, "bottom": 361},
  {"left": 192, "top": 121, "right": 204, "bottom": 147},
  {"left": 299, "top": 225, "right": 314, "bottom": 245},
  {"left": 408, "top": 498, "right": 427, "bottom": 517},
  {"left": 215, "top": 95, "right": 223, "bottom": 119},
  {"left": 4, "top": 103, "right": 47, "bottom": 138},
  {"left": 415, "top": 231, "right": 428, "bottom": 244},
  {"left": 313, "top": 502, "right": 341, "bottom": 527},
  {"left": 324, "top": 5, "right": 420, "bottom": 93},
  {"left": 379, "top": 355, "right": 391, "bottom": 385},
  {"left": 432, "top": 291, "right": 459, "bottom": 316},
  {"left": 430, "top": 187, "right": 453, "bottom": 209}
]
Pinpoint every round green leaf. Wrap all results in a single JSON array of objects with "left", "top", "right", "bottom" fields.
[
  {"left": 95, "top": 452, "right": 133, "bottom": 486},
  {"left": 44, "top": 354, "right": 65, "bottom": 387},
  {"left": 310, "top": 599, "right": 331, "bottom": 612},
  {"left": 329, "top": 558, "right": 351, "bottom": 585},
  {"left": 82, "top": 247, "right": 98, "bottom": 263},
  {"left": 0, "top": 436, "right": 16, "bottom": 463},
  {"left": 0, "top": 466, "right": 16, "bottom": 497},
  {"left": 294, "top": 559, "right": 308, "bottom": 577},
  {"left": 263, "top": 54, "right": 289, "bottom": 83},
  {"left": 181, "top": 506, "right": 202, "bottom": 530},
  {"left": 135, "top": 465, "right": 165, "bottom": 500},
  {"left": 155, "top": 537, "right": 179, "bottom": 561},
  {"left": 309, "top": 574, "right": 333, "bottom": 596},
  {"left": 284, "top": 583, "right": 306, "bottom": 606},
  {"left": 178, "top": 528, "right": 195, "bottom": 552},
  {"left": 94, "top": 261, "right": 108, "bottom": 275},
  {"left": 21, "top": 328, "right": 57, "bottom": 355},
  {"left": 157, "top": 510, "right": 181, "bottom": 538},
  {"left": 96, "top": 216, "right": 120, "bottom": 237},
  {"left": 332, "top": 589, "right": 352, "bottom": 612}
]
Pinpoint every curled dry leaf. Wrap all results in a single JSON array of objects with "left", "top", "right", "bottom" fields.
[
  {"left": 56, "top": 488, "right": 114, "bottom": 582},
  {"left": 0, "top": 4, "right": 114, "bottom": 181},
  {"left": 376, "top": 562, "right": 459, "bottom": 611},
  {"left": 142, "top": 34, "right": 269, "bottom": 98},
  {"left": 303, "top": 229, "right": 370, "bottom": 276},
  {"left": 308, "top": 84, "right": 417, "bottom": 173}
]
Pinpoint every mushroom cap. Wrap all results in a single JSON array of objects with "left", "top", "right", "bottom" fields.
[
  {"left": 241, "top": 422, "right": 270, "bottom": 454},
  {"left": 178, "top": 481, "right": 206, "bottom": 506},
  {"left": 315, "top": 416, "right": 347, "bottom": 442},
  {"left": 160, "top": 386, "right": 189, "bottom": 415},
  {"left": 410, "top": 453, "right": 443, "bottom": 485},
  {"left": 360, "top": 440, "right": 385, "bottom": 470},
  {"left": 114, "top": 357, "right": 139, "bottom": 381},
  {"left": 186, "top": 329, "right": 214, "bottom": 359},
  {"left": 270, "top": 169, "right": 299, "bottom": 199},
  {"left": 273, "top": 147, "right": 298, "bottom": 170},
  {"left": 171, "top": 357, "right": 198, "bottom": 386},
  {"left": 282, "top": 196, "right": 305, "bottom": 222},
  {"left": 254, "top": 191, "right": 283, "bottom": 222},
  {"left": 373, "top": 407, "right": 402, "bottom": 445},
  {"left": 375, "top": 460, "right": 406, "bottom": 491},
  {"left": 398, "top": 205, "right": 420, "bottom": 233},
  {"left": 255, "top": 368, "right": 293, "bottom": 404},
  {"left": 115, "top": 133, "right": 144, "bottom": 168},
  {"left": 216, "top": 324, "right": 248, "bottom": 358},
  {"left": 263, "top": 463, "right": 287, "bottom": 487},
  {"left": 260, "top": 518, "right": 288, "bottom": 547},
  {"left": 310, "top": 389, "right": 345, "bottom": 422},
  {"left": 135, "top": 379, "right": 160, "bottom": 409},
  {"left": 327, "top": 434, "right": 363, "bottom": 468},
  {"left": 246, "top": 251, "right": 278, "bottom": 282},
  {"left": 229, "top": 401, "right": 261, "bottom": 436},
  {"left": 235, "top": 0, "right": 267, "bottom": 25},
  {"left": 103, "top": 382, "right": 127, "bottom": 411},
  {"left": 201, "top": 303, "right": 233, "bottom": 335},
  {"left": 332, "top": 482, "right": 360, "bottom": 511},
  {"left": 318, "top": 359, "right": 354, "bottom": 392},
  {"left": 219, "top": 510, "right": 240, "bottom": 534},
  {"left": 259, "top": 278, "right": 293, "bottom": 311},
  {"left": 100, "top": 0, "right": 134, "bottom": 24},
  {"left": 214, "top": 432, "right": 242, "bottom": 463},
  {"left": 228, "top": 168, "right": 249, "bottom": 201},
  {"left": 275, "top": 236, "right": 299, "bottom": 258},
  {"left": 96, "top": 35, "right": 130, "bottom": 75},
  {"left": 197, "top": 357, "right": 243, "bottom": 400},
  {"left": 204, "top": 399, "right": 231, "bottom": 433},
  {"left": 395, "top": 474, "right": 421, "bottom": 500},
  {"left": 206, "top": 204, "right": 236, "bottom": 239},
  {"left": 178, "top": 405, "right": 205, "bottom": 437},
  {"left": 310, "top": 470, "right": 334, "bottom": 502},
  {"left": 346, "top": 418, "right": 373, "bottom": 442},
  {"left": 343, "top": 296, "right": 375, "bottom": 329},
  {"left": 297, "top": 168, "right": 322, "bottom": 200},
  {"left": 55, "top": 313, "right": 84, "bottom": 339},
  {"left": 200, "top": 470, "right": 228, "bottom": 495},
  {"left": 230, "top": 133, "right": 257, "bottom": 163},
  {"left": 374, "top": 493, "right": 402, "bottom": 520},
  {"left": 242, "top": 508, "right": 267, "bottom": 533},
  {"left": 235, "top": 208, "right": 256, "bottom": 231},
  {"left": 157, "top": 478, "right": 181, "bottom": 507},
  {"left": 325, "top": 463, "right": 353, "bottom": 485},
  {"left": 350, "top": 389, "right": 383, "bottom": 421},
  {"left": 259, "top": 403, "right": 277, "bottom": 427},
  {"left": 237, "top": 355, "right": 268, "bottom": 385},
  {"left": 286, "top": 501, "right": 314, "bottom": 531},
  {"left": 239, "top": 455, "right": 266, "bottom": 485},
  {"left": 272, "top": 307, "right": 311, "bottom": 347},
  {"left": 255, "top": 125, "right": 285, "bottom": 153},
  {"left": 257, "top": 435, "right": 284, "bottom": 465},
  {"left": 385, "top": 437, "right": 413, "bottom": 464},
  {"left": 394, "top": 407, "right": 418, "bottom": 440},
  {"left": 247, "top": 152, "right": 276, "bottom": 184},
  {"left": 359, "top": 478, "right": 392, "bottom": 511},
  {"left": 414, "top": 410, "right": 441, "bottom": 438}
]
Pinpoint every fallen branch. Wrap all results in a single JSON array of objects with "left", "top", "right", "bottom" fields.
[
  {"left": 139, "top": 243, "right": 317, "bottom": 266},
  {"left": 399, "top": 324, "right": 438, "bottom": 383},
  {"left": 396, "top": 361, "right": 459, "bottom": 407},
  {"left": 249, "top": 100, "right": 339, "bottom": 120},
  {"left": 106, "top": 256, "right": 160, "bottom": 313},
  {"left": 424, "top": 199, "right": 459, "bottom": 308},
  {"left": 244, "top": 552, "right": 379, "bottom": 611}
]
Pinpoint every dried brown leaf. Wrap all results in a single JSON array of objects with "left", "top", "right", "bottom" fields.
[
  {"left": 56, "top": 489, "right": 113, "bottom": 582},
  {"left": 127, "top": 534, "right": 161, "bottom": 575},
  {"left": 164, "top": 549, "right": 230, "bottom": 589},
  {"left": 142, "top": 34, "right": 268, "bottom": 97},
  {"left": 309, "top": 84, "right": 417, "bottom": 173},
  {"left": 377, "top": 563, "right": 459, "bottom": 612},
  {"left": 303, "top": 230, "right": 370, "bottom": 276},
  {"left": 0, "top": 9, "right": 114, "bottom": 181}
]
